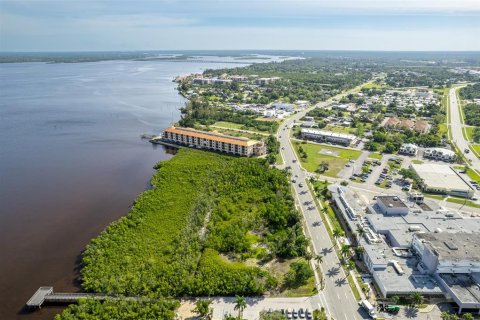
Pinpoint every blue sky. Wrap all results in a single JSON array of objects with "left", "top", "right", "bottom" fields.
[{"left": 1, "top": 0, "right": 479, "bottom": 51}]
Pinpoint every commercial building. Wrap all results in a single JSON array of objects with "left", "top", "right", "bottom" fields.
[
  {"left": 399, "top": 143, "right": 418, "bottom": 156},
  {"left": 159, "top": 126, "right": 266, "bottom": 157},
  {"left": 255, "top": 77, "right": 280, "bottom": 85},
  {"left": 272, "top": 102, "right": 295, "bottom": 112},
  {"left": 413, "top": 233, "right": 480, "bottom": 313},
  {"left": 329, "top": 184, "right": 480, "bottom": 314},
  {"left": 301, "top": 128, "right": 358, "bottom": 146},
  {"left": 376, "top": 196, "right": 409, "bottom": 216},
  {"left": 410, "top": 163, "right": 473, "bottom": 198},
  {"left": 423, "top": 147, "right": 456, "bottom": 162}
]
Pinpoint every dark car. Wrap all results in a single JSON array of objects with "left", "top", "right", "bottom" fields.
[
  {"left": 305, "top": 309, "right": 312, "bottom": 320},
  {"left": 298, "top": 308, "right": 305, "bottom": 318}
]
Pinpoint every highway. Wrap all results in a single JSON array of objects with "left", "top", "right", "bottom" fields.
[
  {"left": 277, "top": 98, "right": 364, "bottom": 320},
  {"left": 449, "top": 87, "right": 480, "bottom": 172}
]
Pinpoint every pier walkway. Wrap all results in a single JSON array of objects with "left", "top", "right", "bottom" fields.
[{"left": 26, "top": 287, "right": 141, "bottom": 309}]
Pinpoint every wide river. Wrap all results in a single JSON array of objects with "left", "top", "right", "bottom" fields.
[{"left": 0, "top": 56, "right": 284, "bottom": 319}]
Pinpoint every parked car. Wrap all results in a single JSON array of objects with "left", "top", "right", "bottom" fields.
[
  {"left": 292, "top": 309, "right": 298, "bottom": 319},
  {"left": 298, "top": 308, "right": 305, "bottom": 318},
  {"left": 299, "top": 183, "right": 304, "bottom": 187},
  {"left": 305, "top": 309, "right": 312, "bottom": 319}
]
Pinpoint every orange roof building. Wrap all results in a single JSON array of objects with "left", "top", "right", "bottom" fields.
[{"left": 161, "top": 126, "right": 266, "bottom": 156}]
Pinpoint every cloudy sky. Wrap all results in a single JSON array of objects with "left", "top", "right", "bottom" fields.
[{"left": 1, "top": 0, "right": 479, "bottom": 51}]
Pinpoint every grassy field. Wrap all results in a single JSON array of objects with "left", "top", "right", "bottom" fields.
[
  {"left": 464, "top": 126, "right": 475, "bottom": 141},
  {"left": 470, "top": 144, "right": 480, "bottom": 159},
  {"left": 212, "top": 127, "right": 264, "bottom": 140},
  {"left": 362, "top": 82, "right": 386, "bottom": 89},
  {"left": 281, "top": 272, "right": 316, "bottom": 297},
  {"left": 347, "top": 274, "right": 362, "bottom": 301},
  {"left": 293, "top": 141, "right": 362, "bottom": 177},
  {"left": 424, "top": 193, "right": 447, "bottom": 201},
  {"left": 213, "top": 121, "right": 269, "bottom": 134},
  {"left": 325, "top": 125, "right": 356, "bottom": 135},
  {"left": 465, "top": 167, "right": 480, "bottom": 183},
  {"left": 438, "top": 123, "right": 448, "bottom": 137},
  {"left": 368, "top": 152, "right": 383, "bottom": 160},
  {"left": 411, "top": 159, "right": 424, "bottom": 164},
  {"left": 446, "top": 197, "right": 480, "bottom": 209},
  {"left": 276, "top": 152, "right": 284, "bottom": 165}
]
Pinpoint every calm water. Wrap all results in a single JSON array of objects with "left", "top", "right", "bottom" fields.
[{"left": 0, "top": 57, "right": 268, "bottom": 319}]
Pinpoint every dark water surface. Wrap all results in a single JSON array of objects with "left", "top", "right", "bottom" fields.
[{"left": 0, "top": 58, "right": 259, "bottom": 319}]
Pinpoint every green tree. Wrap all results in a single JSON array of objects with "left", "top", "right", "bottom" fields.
[
  {"left": 193, "top": 300, "right": 213, "bottom": 319},
  {"left": 234, "top": 296, "right": 247, "bottom": 319},
  {"left": 409, "top": 291, "right": 424, "bottom": 307},
  {"left": 316, "top": 161, "right": 329, "bottom": 173},
  {"left": 341, "top": 244, "right": 351, "bottom": 258},
  {"left": 390, "top": 295, "right": 400, "bottom": 305},
  {"left": 354, "top": 246, "right": 365, "bottom": 259},
  {"left": 462, "top": 313, "right": 474, "bottom": 320},
  {"left": 312, "top": 307, "right": 328, "bottom": 320},
  {"left": 333, "top": 228, "right": 345, "bottom": 243},
  {"left": 356, "top": 225, "right": 366, "bottom": 239},
  {"left": 284, "top": 260, "right": 314, "bottom": 287},
  {"left": 314, "top": 254, "right": 324, "bottom": 264}
]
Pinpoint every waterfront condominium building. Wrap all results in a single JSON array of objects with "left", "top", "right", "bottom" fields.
[{"left": 161, "top": 126, "right": 266, "bottom": 157}]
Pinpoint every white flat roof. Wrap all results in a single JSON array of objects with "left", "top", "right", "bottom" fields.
[
  {"left": 301, "top": 128, "right": 357, "bottom": 140},
  {"left": 424, "top": 147, "right": 455, "bottom": 156},
  {"left": 411, "top": 163, "right": 471, "bottom": 191}
]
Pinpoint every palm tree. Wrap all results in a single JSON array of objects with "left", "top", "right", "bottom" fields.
[
  {"left": 193, "top": 300, "right": 213, "bottom": 319},
  {"left": 354, "top": 246, "right": 365, "bottom": 259},
  {"left": 462, "top": 313, "right": 474, "bottom": 320},
  {"left": 356, "top": 224, "right": 366, "bottom": 239},
  {"left": 314, "top": 254, "right": 324, "bottom": 264},
  {"left": 341, "top": 244, "right": 351, "bottom": 258},
  {"left": 333, "top": 228, "right": 344, "bottom": 244},
  {"left": 409, "top": 291, "right": 424, "bottom": 307},
  {"left": 234, "top": 295, "right": 247, "bottom": 319},
  {"left": 346, "top": 259, "right": 355, "bottom": 271}
]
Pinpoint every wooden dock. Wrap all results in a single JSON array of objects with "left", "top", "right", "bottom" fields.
[
  {"left": 26, "top": 287, "right": 53, "bottom": 308},
  {"left": 26, "top": 287, "right": 145, "bottom": 309}
]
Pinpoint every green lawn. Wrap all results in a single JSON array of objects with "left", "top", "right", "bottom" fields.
[
  {"left": 368, "top": 152, "right": 383, "bottom": 160},
  {"left": 281, "top": 273, "right": 317, "bottom": 297},
  {"left": 276, "top": 152, "right": 284, "bottom": 165},
  {"left": 412, "top": 159, "right": 424, "bottom": 164},
  {"left": 213, "top": 121, "right": 269, "bottom": 133},
  {"left": 424, "top": 193, "right": 447, "bottom": 201},
  {"left": 347, "top": 274, "right": 362, "bottom": 301},
  {"left": 464, "top": 126, "right": 475, "bottom": 141},
  {"left": 293, "top": 141, "right": 362, "bottom": 177},
  {"left": 465, "top": 167, "right": 480, "bottom": 183},
  {"left": 470, "top": 144, "right": 480, "bottom": 159},
  {"left": 438, "top": 123, "right": 448, "bottom": 137},
  {"left": 447, "top": 197, "right": 480, "bottom": 209},
  {"left": 362, "top": 82, "right": 386, "bottom": 89},
  {"left": 325, "top": 125, "right": 356, "bottom": 135}
]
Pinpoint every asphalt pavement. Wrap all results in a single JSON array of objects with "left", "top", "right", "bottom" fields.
[{"left": 278, "top": 100, "right": 364, "bottom": 320}]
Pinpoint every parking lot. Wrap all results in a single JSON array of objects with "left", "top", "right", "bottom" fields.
[{"left": 340, "top": 153, "right": 413, "bottom": 193}]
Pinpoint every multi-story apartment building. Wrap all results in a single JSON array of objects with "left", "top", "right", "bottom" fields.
[{"left": 160, "top": 126, "right": 266, "bottom": 157}]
